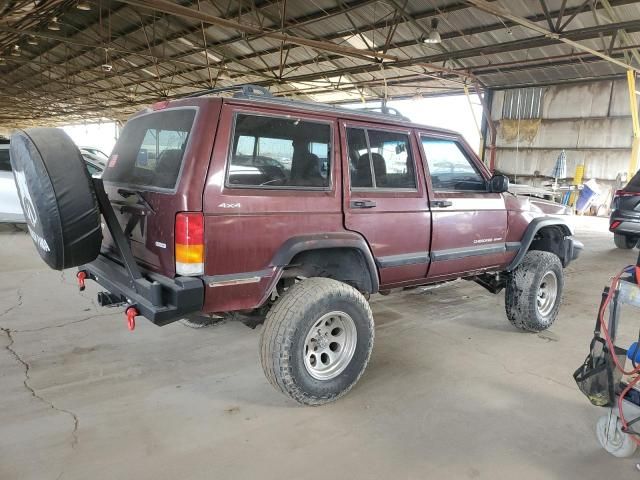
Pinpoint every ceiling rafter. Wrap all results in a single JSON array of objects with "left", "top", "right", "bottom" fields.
[{"left": 3, "top": 0, "right": 640, "bottom": 127}]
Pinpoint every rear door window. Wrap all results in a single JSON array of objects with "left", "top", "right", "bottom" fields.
[
  {"left": 347, "top": 127, "right": 416, "bottom": 190},
  {"left": 226, "top": 113, "right": 331, "bottom": 189},
  {"left": 103, "top": 108, "right": 196, "bottom": 190}
]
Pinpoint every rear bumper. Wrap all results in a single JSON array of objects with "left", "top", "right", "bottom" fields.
[
  {"left": 79, "top": 253, "right": 204, "bottom": 326},
  {"left": 610, "top": 210, "right": 640, "bottom": 235}
]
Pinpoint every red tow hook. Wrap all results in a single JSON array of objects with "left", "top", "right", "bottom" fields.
[
  {"left": 76, "top": 271, "right": 87, "bottom": 291},
  {"left": 125, "top": 307, "right": 139, "bottom": 331}
]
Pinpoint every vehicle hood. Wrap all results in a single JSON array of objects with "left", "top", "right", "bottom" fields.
[{"left": 504, "top": 192, "right": 573, "bottom": 216}]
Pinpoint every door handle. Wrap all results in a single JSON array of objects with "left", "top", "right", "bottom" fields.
[
  {"left": 432, "top": 200, "right": 453, "bottom": 208},
  {"left": 351, "top": 199, "right": 377, "bottom": 209}
]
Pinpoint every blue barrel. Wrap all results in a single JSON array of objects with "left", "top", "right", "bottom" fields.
[{"left": 576, "top": 184, "right": 597, "bottom": 212}]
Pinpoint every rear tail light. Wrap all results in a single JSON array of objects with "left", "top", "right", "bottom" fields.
[
  {"left": 175, "top": 212, "right": 204, "bottom": 276},
  {"left": 610, "top": 220, "right": 621, "bottom": 230},
  {"left": 615, "top": 190, "right": 640, "bottom": 197}
]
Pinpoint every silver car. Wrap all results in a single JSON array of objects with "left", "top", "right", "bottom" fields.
[{"left": 0, "top": 139, "right": 24, "bottom": 224}]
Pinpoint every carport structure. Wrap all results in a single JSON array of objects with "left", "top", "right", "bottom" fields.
[
  {"left": 2, "top": 0, "right": 640, "bottom": 178},
  {"left": 1, "top": 0, "right": 639, "bottom": 125}
]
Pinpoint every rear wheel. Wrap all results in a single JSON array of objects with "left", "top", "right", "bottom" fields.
[
  {"left": 614, "top": 233, "right": 637, "bottom": 249},
  {"left": 505, "top": 251, "right": 564, "bottom": 332},
  {"left": 260, "top": 277, "right": 374, "bottom": 406}
]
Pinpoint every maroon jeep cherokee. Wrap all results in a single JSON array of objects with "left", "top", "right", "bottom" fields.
[{"left": 10, "top": 86, "right": 582, "bottom": 405}]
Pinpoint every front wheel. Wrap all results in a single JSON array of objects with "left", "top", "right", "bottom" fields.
[
  {"left": 614, "top": 233, "right": 637, "bottom": 249},
  {"left": 505, "top": 251, "right": 564, "bottom": 332},
  {"left": 260, "top": 277, "right": 374, "bottom": 406}
]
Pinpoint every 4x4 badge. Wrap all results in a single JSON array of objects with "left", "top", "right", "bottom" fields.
[{"left": 218, "top": 202, "right": 241, "bottom": 208}]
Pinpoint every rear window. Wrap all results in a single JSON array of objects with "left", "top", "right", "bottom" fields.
[
  {"left": 0, "top": 148, "right": 10, "bottom": 172},
  {"left": 104, "top": 108, "right": 196, "bottom": 190}
]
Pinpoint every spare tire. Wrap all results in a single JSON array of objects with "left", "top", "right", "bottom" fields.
[{"left": 9, "top": 128, "right": 102, "bottom": 270}]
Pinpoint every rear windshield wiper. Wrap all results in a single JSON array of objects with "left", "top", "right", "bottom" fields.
[{"left": 117, "top": 188, "right": 155, "bottom": 214}]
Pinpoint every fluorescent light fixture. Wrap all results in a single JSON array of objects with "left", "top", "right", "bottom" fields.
[
  {"left": 424, "top": 19, "right": 441, "bottom": 44},
  {"left": 76, "top": 1, "right": 91, "bottom": 10}
]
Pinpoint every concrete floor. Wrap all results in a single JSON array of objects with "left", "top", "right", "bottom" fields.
[{"left": 1, "top": 216, "right": 640, "bottom": 479}]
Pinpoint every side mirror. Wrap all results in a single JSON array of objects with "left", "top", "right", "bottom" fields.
[{"left": 490, "top": 174, "right": 509, "bottom": 193}]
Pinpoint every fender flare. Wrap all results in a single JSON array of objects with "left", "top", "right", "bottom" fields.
[
  {"left": 270, "top": 232, "right": 380, "bottom": 293},
  {"left": 506, "top": 217, "right": 573, "bottom": 272}
]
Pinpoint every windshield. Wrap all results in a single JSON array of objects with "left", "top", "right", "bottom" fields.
[{"left": 103, "top": 108, "right": 196, "bottom": 190}]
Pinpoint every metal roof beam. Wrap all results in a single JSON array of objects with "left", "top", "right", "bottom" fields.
[
  {"left": 1, "top": 0, "right": 379, "bottom": 94},
  {"left": 466, "top": 0, "right": 640, "bottom": 72},
  {"left": 5, "top": 0, "right": 631, "bottom": 98},
  {"left": 9, "top": 10, "right": 640, "bottom": 108},
  {"left": 118, "top": 0, "right": 396, "bottom": 62},
  {"left": 599, "top": 0, "right": 640, "bottom": 66}
]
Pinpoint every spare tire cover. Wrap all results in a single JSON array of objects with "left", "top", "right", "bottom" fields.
[{"left": 9, "top": 128, "right": 102, "bottom": 270}]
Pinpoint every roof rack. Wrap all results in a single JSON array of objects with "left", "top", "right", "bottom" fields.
[
  {"left": 185, "top": 84, "right": 272, "bottom": 99},
  {"left": 184, "top": 84, "right": 411, "bottom": 122},
  {"left": 353, "top": 106, "right": 409, "bottom": 121}
]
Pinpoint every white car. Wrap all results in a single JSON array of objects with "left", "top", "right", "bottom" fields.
[
  {"left": 0, "top": 139, "right": 24, "bottom": 224},
  {"left": 0, "top": 140, "right": 105, "bottom": 224}
]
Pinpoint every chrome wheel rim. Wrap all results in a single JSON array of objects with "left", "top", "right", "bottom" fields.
[
  {"left": 303, "top": 311, "right": 357, "bottom": 381},
  {"left": 537, "top": 271, "right": 558, "bottom": 317}
]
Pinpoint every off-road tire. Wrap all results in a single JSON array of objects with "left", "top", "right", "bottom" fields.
[
  {"left": 260, "top": 277, "right": 374, "bottom": 406},
  {"left": 505, "top": 251, "right": 564, "bottom": 332},
  {"left": 614, "top": 233, "right": 637, "bottom": 249}
]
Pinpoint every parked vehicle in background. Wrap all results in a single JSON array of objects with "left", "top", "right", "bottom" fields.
[
  {"left": 1, "top": 139, "right": 106, "bottom": 224},
  {"left": 10, "top": 86, "right": 583, "bottom": 406},
  {"left": 80, "top": 147, "right": 109, "bottom": 162},
  {"left": 610, "top": 170, "right": 640, "bottom": 249},
  {"left": 81, "top": 151, "right": 106, "bottom": 177},
  {"left": 0, "top": 138, "right": 24, "bottom": 224}
]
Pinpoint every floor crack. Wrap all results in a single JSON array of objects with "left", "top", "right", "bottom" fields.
[
  {"left": 13, "top": 312, "right": 115, "bottom": 333},
  {"left": 1, "top": 327, "right": 79, "bottom": 448},
  {"left": 0, "top": 288, "right": 23, "bottom": 318}
]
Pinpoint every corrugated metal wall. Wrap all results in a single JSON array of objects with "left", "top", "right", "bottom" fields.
[{"left": 489, "top": 80, "right": 635, "bottom": 181}]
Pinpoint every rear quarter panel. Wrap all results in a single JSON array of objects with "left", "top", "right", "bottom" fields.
[{"left": 201, "top": 102, "right": 344, "bottom": 312}]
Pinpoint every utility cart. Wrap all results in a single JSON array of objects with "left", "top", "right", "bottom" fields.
[{"left": 576, "top": 266, "right": 640, "bottom": 457}]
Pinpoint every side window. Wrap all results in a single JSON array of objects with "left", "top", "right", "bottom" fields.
[
  {"left": 227, "top": 113, "right": 331, "bottom": 188},
  {"left": 347, "top": 128, "right": 372, "bottom": 188},
  {"left": 347, "top": 127, "right": 416, "bottom": 190},
  {"left": 421, "top": 138, "right": 486, "bottom": 191}
]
